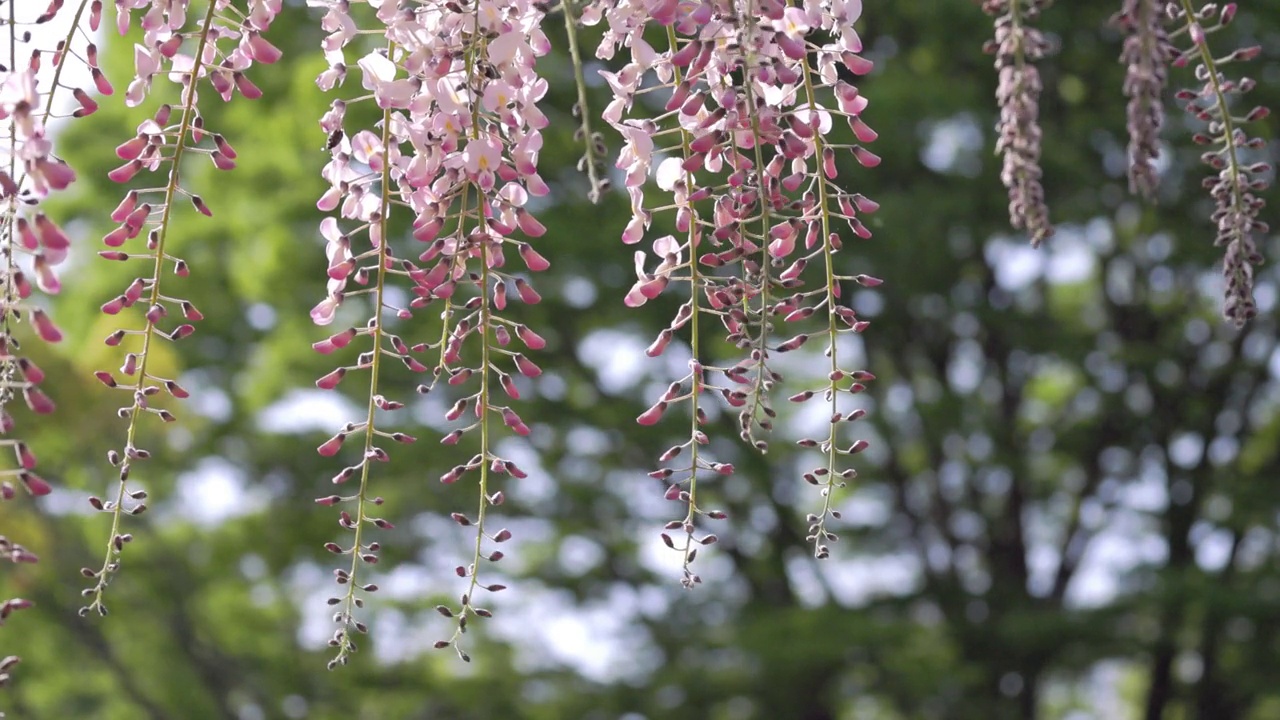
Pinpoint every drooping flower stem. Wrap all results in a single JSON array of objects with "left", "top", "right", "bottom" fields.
[
  {"left": 85, "top": 0, "right": 220, "bottom": 617},
  {"left": 985, "top": 0, "right": 1055, "bottom": 246},
  {"left": 1115, "top": 0, "right": 1173, "bottom": 199},
  {"left": 1171, "top": 0, "right": 1269, "bottom": 326},
  {"left": 797, "top": 13, "right": 848, "bottom": 559},
  {"left": 560, "top": 0, "right": 606, "bottom": 201},
  {"left": 84, "top": 0, "right": 280, "bottom": 614},
  {"left": 330, "top": 81, "right": 397, "bottom": 669},
  {"left": 736, "top": 0, "right": 778, "bottom": 453}
]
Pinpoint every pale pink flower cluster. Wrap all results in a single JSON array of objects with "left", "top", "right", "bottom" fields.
[
  {"left": 308, "top": 0, "right": 552, "bottom": 666},
  {"left": 985, "top": 0, "right": 1054, "bottom": 247},
  {"left": 1114, "top": 0, "right": 1174, "bottom": 199},
  {"left": 590, "top": 0, "right": 879, "bottom": 572}
]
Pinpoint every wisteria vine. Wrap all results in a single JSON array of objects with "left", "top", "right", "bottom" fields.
[
  {"left": 309, "top": 0, "right": 551, "bottom": 666},
  {"left": 0, "top": 0, "right": 1268, "bottom": 678},
  {"left": 81, "top": 0, "right": 280, "bottom": 616}
]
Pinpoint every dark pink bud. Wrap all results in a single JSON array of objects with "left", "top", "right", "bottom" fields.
[
  {"left": 234, "top": 73, "right": 262, "bottom": 99},
  {"left": 647, "top": 328, "right": 673, "bottom": 357},
  {"left": 108, "top": 159, "right": 143, "bottom": 183},
  {"left": 637, "top": 401, "right": 666, "bottom": 426},
  {"left": 246, "top": 33, "right": 282, "bottom": 63},
  {"left": 110, "top": 191, "right": 138, "bottom": 223},
  {"left": 316, "top": 367, "right": 347, "bottom": 389},
  {"left": 500, "top": 373, "right": 520, "bottom": 399},
  {"left": 20, "top": 472, "right": 51, "bottom": 496},
  {"left": 851, "top": 117, "right": 878, "bottom": 143},
  {"left": 514, "top": 278, "right": 541, "bottom": 304},
  {"left": 842, "top": 52, "right": 874, "bottom": 75},
  {"left": 853, "top": 147, "right": 880, "bottom": 167},
  {"left": 158, "top": 35, "right": 182, "bottom": 57},
  {"left": 102, "top": 226, "right": 130, "bottom": 247},
  {"left": 92, "top": 67, "right": 113, "bottom": 95},
  {"left": 514, "top": 353, "right": 541, "bottom": 378},
  {"left": 516, "top": 210, "right": 546, "bottom": 238},
  {"left": 671, "top": 39, "right": 700, "bottom": 67},
  {"left": 191, "top": 195, "right": 213, "bottom": 216},
  {"left": 516, "top": 325, "right": 546, "bottom": 349},
  {"left": 169, "top": 324, "right": 196, "bottom": 340},
  {"left": 518, "top": 242, "right": 549, "bottom": 271},
  {"left": 501, "top": 407, "right": 527, "bottom": 433},
  {"left": 34, "top": 214, "right": 69, "bottom": 254},
  {"left": 493, "top": 280, "right": 507, "bottom": 310},
  {"left": 23, "top": 387, "right": 55, "bottom": 414},
  {"left": 212, "top": 151, "right": 236, "bottom": 170},
  {"left": 101, "top": 296, "right": 126, "bottom": 315},
  {"left": 15, "top": 442, "right": 36, "bottom": 469},
  {"left": 214, "top": 134, "right": 237, "bottom": 159},
  {"left": 445, "top": 398, "right": 468, "bottom": 421},
  {"left": 116, "top": 136, "right": 147, "bottom": 160},
  {"left": 72, "top": 87, "right": 98, "bottom": 116},
  {"left": 31, "top": 309, "right": 62, "bottom": 342},
  {"left": 318, "top": 434, "right": 346, "bottom": 457},
  {"left": 17, "top": 358, "right": 44, "bottom": 384},
  {"left": 165, "top": 379, "right": 188, "bottom": 398},
  {"left": 15, "top": 218, "right": 38, "bottom": 250}
]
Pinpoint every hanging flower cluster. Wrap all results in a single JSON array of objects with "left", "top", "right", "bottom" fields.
[
  {"left": 1114, "top": 0, "right": 1175, "bottom": 200},
  {"left": 0, "top": 0, "right": 104, "bottom": 676},
  {"left": 81, "top": 0, "right": 281, "bottom": 617},
  {"left": 1168, "top": 1, "right": 1269, "bottom": 326},
  {"left": 586, "top": 0, "right": 878, "bottom": 575},
  {"left": 984, "top": 0, "right": 1054, "bottom": 247},
  {"left": 308, "top": 0, "right": 551, "bottom": 667}
]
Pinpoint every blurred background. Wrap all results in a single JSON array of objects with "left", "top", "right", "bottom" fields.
[{"left": 3, "top": 1, "right": 1280, "bottom": 718}]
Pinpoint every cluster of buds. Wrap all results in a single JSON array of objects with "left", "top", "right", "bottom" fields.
[
  {"left": 0, "top": 534, "right": 35, "bottom": 691},
  {"left": 309, "top": 0, "right": 550, "bottom": 666},
  {"left": 1169, "top": 1, "right": 1269, "bottom": 326},
  {"left": 589, "top": 0, "right": 879, "bottom": 573},
  {"left": 983, "top": 0, "right": 1054, "bottom": 247},
  {"left": 81, "top": 0, "right": 280, "bottom": 617},
  {"left": 1114, "top": 0, "right": 1176, "bottom": 199}
]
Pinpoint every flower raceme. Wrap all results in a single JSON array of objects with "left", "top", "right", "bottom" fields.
[
  {"left": 308, "top": 0, "right": 551, "bottom": 667},
  {"left": 2, "top": 0, "right": 111, "bottom": 682},
  {"left": 81, "top": 0, "right": 281, "bottom": 618},
  {"left": 590, "top": 0, "right": 880, "bottom": 576},
  {"left": 1168, "top": 0, "right": 1270, "bottom": 326},
  {"left": 984, "top": 0, "right": 1055, "bottom": 248}
]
